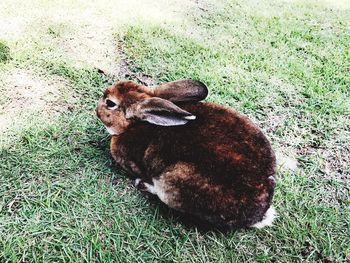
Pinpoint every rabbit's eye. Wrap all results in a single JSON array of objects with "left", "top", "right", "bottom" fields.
[{"left": 106, "top": 99, "right": 117, "bottom": 108}]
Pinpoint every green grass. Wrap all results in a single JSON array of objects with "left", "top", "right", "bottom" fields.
[
  {"left": 0, "top": 41, "right": 10, "bottom": 63},
  {"left": 1, "top": 0, "right": 350, "bottom": 262}
]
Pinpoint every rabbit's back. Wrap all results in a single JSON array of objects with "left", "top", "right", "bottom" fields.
[{"left": 138, "top": 102, "right": 276, "bottom": 183}]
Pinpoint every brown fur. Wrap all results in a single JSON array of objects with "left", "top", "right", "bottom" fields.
[{"left": 96, "top": 80, "right": 276, "bottom": 229}]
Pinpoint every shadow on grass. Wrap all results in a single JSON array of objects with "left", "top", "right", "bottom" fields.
[{"left": 0, "top": 40, "right": 11, "bottom": 63}]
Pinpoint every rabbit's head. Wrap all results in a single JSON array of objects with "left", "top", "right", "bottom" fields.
[{"left": 96, "top": 79, "right": 208, "bottom": 135}]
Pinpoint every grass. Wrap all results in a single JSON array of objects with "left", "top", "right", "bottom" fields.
[
  {"left": 0, "top": 0, "right": 349, "bottom": 262},
  {"left": 0, "top": 41, "right": 10, "bottom": 63}
]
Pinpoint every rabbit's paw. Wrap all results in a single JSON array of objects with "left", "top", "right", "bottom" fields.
[
  {"left": 133, "top": 179, "right": 156, "bottom": 195},
  {"left": 133, "top": 178, "right": 145, "bottom": 190}
]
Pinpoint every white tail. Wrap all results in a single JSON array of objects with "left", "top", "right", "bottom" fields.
[{"left": 251, "top": 206, "right": 277, "bottom": 229}]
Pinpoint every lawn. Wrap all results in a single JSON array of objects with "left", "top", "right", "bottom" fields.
[{"left": 0, "top": 0, "right": 349, "bottom": 262}]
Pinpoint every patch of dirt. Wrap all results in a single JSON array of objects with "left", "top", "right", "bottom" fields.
[
  {"left": 296, "top": 135, "right": 350, "bottom": 182},
  {"left": 275, "top": 151, "right": 298, "bottom": 171},
  {"left": 0, "top": 69, "right": 74, "bottom": 132},
  {"left": 319, "top": 0, "right": 350, "bottom": 10},
  {"left": 301, "top": 241, "right": 334, "bottom": 262},
  {"left": 323, "top": 146, "right": 350, "bottom": 181},
  {"left": 116, "top": 40, "right": 155, "bottom": 86},
  {"left": 0, "top": 0, "right": 196, "bottom": 79}
]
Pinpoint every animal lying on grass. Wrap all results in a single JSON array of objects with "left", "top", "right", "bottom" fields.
[{"left": 96, "top": 79, "right": 276, "bottom": 230}]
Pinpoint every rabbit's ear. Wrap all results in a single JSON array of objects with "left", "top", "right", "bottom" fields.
[
  {"left": 152, "top": 79, "right": 208, "bottom": 102},
  {"left": 126, "top": 97, "right": 196, "bottom": 126}
]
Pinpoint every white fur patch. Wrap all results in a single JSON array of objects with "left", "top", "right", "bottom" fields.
[
  {"left": 142, "top": 178, "right": 176, "bottom": 207},
  {"left": 251, "top": 206, "right": 277, "bottom": 229},
  {"left": 184, "top": 115, "right": 196, "bottom": 120},
  {"left": 105, "top": 126, "right": 116, "bottom": 135},
  {"left": 134, "top": 178, "right": 141, "bottom": 187},
  {"left": 143, "top": 179, "right": 166, "bottom": 200},
  {"left": 268, "top": 175, "right": 275, "bottom": 183},
  {"left": 144, "top": 182, "right": 157, "bottom": 195}
]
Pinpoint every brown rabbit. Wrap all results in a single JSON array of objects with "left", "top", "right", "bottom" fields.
[{"left": 96, "top": 79, "right": 276, "bottom": 230}]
